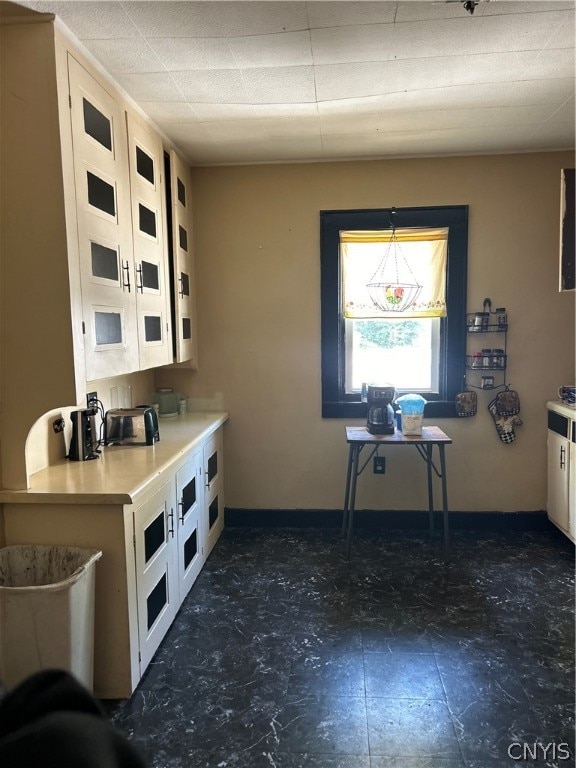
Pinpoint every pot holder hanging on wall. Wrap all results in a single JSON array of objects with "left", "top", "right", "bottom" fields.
[
  {"left": 488, "top": 391, "right": 522, "bottom": 444},
  {"left": 455, "top": 390, "right": 477, "bottom": 417},
  {"left": 495, "top": 388, "right": 520, "bottom": 417}
]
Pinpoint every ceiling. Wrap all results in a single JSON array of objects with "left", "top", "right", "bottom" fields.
[{"left": 16, "top": 0, "right": 576, "bottom": 165}]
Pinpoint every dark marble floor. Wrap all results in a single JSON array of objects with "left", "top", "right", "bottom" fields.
[{"left": 105, "top": 527, "right": 575, "bottom": 768}]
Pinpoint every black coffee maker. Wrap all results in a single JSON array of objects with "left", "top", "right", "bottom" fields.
[
  {"left": 68, "top": 408, "right": 100, "bottom": 461},
  {"left": 365, "top": 385, "right": 396, "bottom": 435}
]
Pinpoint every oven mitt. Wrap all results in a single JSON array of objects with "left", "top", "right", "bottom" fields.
[
  {"left": 495, "top": 389, "right": 520, "bottom": 417},
  {"left": 488, "top": 397, "right": 522, "bottom": 443}
]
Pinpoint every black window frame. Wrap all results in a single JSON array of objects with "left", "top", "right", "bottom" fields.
[{"left": 320, "top": 205, "right": 468, "bottom": 419}]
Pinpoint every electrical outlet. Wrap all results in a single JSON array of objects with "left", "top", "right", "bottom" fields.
[
  {"left": 52, "top": 417, "right": 65, "bottom": 433},
  {"left": 86, "top": 391, "right": 98, "bottom": 409},
  {"left": 373, "top": 456, "right": 386, "bottom": 474}
]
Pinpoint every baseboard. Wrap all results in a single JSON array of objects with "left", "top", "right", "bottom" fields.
[{"left": 224, "top": 508, "right": 553, "bottom": 531}]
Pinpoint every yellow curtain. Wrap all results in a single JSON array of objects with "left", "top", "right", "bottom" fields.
[{"left": 341, "top": 227, "right": 449, "bottom": 318}]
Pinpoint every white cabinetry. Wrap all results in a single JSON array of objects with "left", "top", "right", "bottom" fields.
[
  {"left": 175, "top": 449, "right": 204, "bottom": 600},
  {"left": 126, "top": 111, "right": 173, "bottom": 371},
  {"left": 69, "top": 54, "right": 173, "bottom": 379},
  {"left": 1, "top": 415, "right": 228, "bottom": 698},
  {"left": 167, "top": 149, "right": 199, "bottom": 366},
  {"left": 68, "top": 53, "right": 139, "bottom": 379},
  {"left": 0, "top": 16, "right": 187, "bottom": 488},
  {"left": 546, "top": 403, "right": 575, "bottom": 543},
  {"left": 203, "top": 429, "right": 225, "bottom": 556},
  {"left": 133, "top": 480, "right": 179, "bottom": 671},
  {"left": 134, "top": 446, "right": 213, "bottom": 671}
]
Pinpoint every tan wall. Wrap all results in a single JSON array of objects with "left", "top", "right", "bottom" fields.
[{"left": 156, "top": 151, "right": 575, "bottom": 515}]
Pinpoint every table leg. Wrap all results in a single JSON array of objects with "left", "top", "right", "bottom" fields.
[
  {"left": 439, "top": 444, "right": 449, "bottom": 552},
  {"left": 346, "top": 445, "right": 361, "bottom": 559},
  {"left": 426, "top": 443, "right": 434, "bottom": 534},
  {"left": 341, "top": 444, "right": 355, "bottom": 537}
]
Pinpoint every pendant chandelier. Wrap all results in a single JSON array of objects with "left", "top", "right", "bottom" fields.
[{"left": 366, "top": 208, "right": 422, "bottom": 313}]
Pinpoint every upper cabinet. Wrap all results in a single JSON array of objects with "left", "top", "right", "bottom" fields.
[
  {"left": 0, "top": 15, "right": 195, "bottom": 489},
  {"left": 69, "top": 55, "right": 173, "bottom": 379},
  {"left": 126, "top": 111, "right": 173, "bottom": 371},
  {"left": 167, "top": 150, "right": 199, "bottom": 367},
  {"left": 68, "top": 53, "right": 139, "bottom": 379}
]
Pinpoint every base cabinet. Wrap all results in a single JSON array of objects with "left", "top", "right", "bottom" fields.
[
  {"left": 546, "top": 404, "right": 575, "bottom": 543},
  {"left": 2, "top": 420, "right": 226, "bottom": 698},
  {"left": 547, "top": 431, "right": 570, "bottom": 535},
  {"left": 131, "top": 434, "right": 224, "bottom": 690},
  {"left": 133, "top": 480, "right": 179, "bottom": 672},
  {"left": 175, "top": 450, "right": 204, "bottom": 601},
  {"left": 203, "top": 430, "right": 225, "bottom": 557}
]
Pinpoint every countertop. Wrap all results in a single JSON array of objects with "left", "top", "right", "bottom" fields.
[
  {"left": 546, "top": 400, "right": 576, "bottom": 420},
  {"left": 0, "top": 411, "right": 228, "bottom": 506}
]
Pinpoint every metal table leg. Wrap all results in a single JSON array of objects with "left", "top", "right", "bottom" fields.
[
  {"left": 341, "top": 443, "right": 355, "bottom": 537},
  {"left": 439, "top": 443, "right": 449, "bottom": 552},
  {"left": 345, "top": 444, "right": 361, "bottom": 559},
  {"left": 426, "top": 443, "right": 434, "bottom": 533}
]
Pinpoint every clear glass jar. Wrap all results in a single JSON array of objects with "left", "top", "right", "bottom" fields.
[{"left": 495, "top": 308, "right": 507, "bottom": 330}]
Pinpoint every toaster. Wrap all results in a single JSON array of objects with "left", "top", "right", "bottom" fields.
[{"left": 105, "top": 406, "right": 159, "bottom": 446}]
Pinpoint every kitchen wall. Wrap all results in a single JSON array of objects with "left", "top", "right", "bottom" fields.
[{"left": 156, "top": 150, "right": 575, "bottom": 516}]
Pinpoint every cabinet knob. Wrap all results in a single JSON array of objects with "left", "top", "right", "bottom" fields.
[{"left": 560, "top": 445, "right": 566, "bottom": 469}]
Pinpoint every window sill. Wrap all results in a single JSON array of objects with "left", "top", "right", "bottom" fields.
[{"left": 322, "top": 401, "right": 458, "bottom": 419}]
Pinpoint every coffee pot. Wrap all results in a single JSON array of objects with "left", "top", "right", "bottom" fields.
[{"left": 365, "top": 385, "right": 396, "bottom": 435}]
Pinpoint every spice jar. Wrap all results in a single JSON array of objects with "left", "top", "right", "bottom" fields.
[
  {"left": 495, "top": 308, "right": 507, "bottom": 330},
  {"left": 481, "top": 348, "right": 492, "bottom": 367},
  {"left": 481, "top": 375, "right": 495, "bottom": 389},
  {"left": 472, "top": 312, "right": 489, "bottom": 332},
  {"left": 472, "top": 352, "right": 482, "bottom": 368},
  {"left": 493, "top": 349, "right": 505, "bottom": 367}
]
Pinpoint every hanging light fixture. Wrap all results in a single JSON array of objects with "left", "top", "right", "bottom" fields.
[{"left": 366, "top": 208, "right": 422, "bottom": 314}]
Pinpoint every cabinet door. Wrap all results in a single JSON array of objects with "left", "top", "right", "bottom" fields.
[
  {"left": 126, "top": 112, "right": 173, "bottom": 370},
  {"left": 569, "top": 438, "right": 575, "bottom": 541},
  {"left": 67, "top": 54, "right": 139, "bottom": 380},
  {"left": 169, "top": 150, "right": 198, "bottom": 366},
  {"left": 175, "top": 450, "right": 204, "bottom": 601},
  {"left": 203, "top": 430, "right": 224, "bottom": 557},
  {"left": 133, "top": 481, "right": 178, "bottom": 671},
  {"left": 547, "top": 431, "right": 570, "bottom": 534}
]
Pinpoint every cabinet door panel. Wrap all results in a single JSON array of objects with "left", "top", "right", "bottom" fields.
[
  {"left": 175, "top": 451, "right": 204, "bottom": 601},
  {"left": 203, "top": 431, "right": 224, "bottom": 556},
  {"left": 169, "top": 150, "right": 198, "bottom": 366},
  {"left": 127, "top": 112, "right": 172, "bottom": 370},
  {"left": 569, "top": 438, "right": 575, "bottom": 541},
  {"left": 547, "top": 431, "right": 570, "bottom": 534},
  {"left": 134, "top": 482, "right": 178, "bottom": 671},
  {"left": 67, "top": 53, "right": 138, "bottom": 379}
]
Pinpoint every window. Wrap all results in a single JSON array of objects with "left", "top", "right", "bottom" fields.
[{"left": 320, "top": 206, "right": 468, "bottom": 418}]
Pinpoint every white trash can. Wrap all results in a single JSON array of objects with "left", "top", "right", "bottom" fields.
[{"left": 0, "top": 545, "right": 102, "bottom": 692}]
